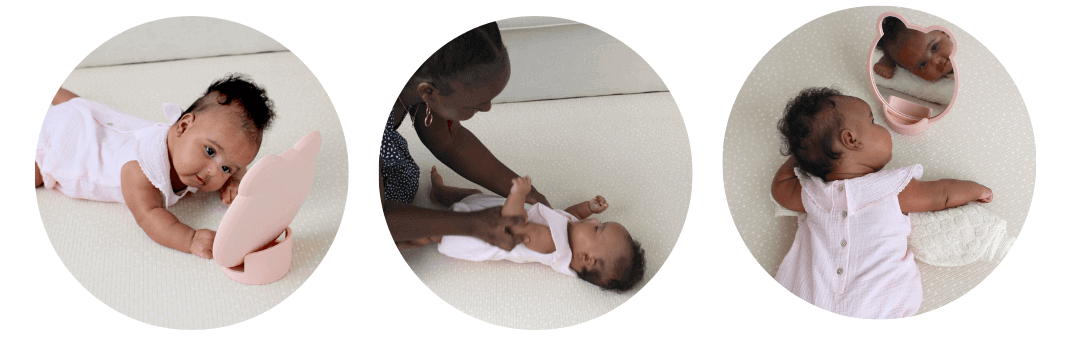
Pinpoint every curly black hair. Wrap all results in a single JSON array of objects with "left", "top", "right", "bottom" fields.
[
  {"left": 411, "top": 21, "right": 508, "bottom": 96},
  {"left": 182, "top": 74, "right": 276, "bottom": 143},
  {"left": 777, "top": 87, "right": 845, "bottom": 181},
  {"left": 875, "top": 16, "right": 907, "bottom": 54},
  {"left": 577, "top": 238, "right": 646, "bottom": 293}
]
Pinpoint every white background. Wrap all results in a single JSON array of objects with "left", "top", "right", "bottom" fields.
[{"left": 3, "top": 0, "right": 1064, "bottom": 340}]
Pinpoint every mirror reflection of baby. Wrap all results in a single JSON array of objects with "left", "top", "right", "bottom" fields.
[
  {"left": 873, "top": 16, "right": 954, "bottom": 82},
  {"left": 35, "top": 75, "right": 275, "bottom": 259},
  {"left": 399, "top": 167, "right": 646, "bottom": 292},
  {"left": 771, "top": 87, "right": 992, "bottom": 318}
]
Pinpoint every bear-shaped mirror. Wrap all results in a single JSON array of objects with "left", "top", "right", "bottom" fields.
[{"left": 868, "top": 12, "right": 959, "bottom": 135}]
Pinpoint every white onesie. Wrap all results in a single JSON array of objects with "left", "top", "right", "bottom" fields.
[
  {"left": 36, "top": 98, "right": 196, "bottom": 207},
  {"left": 438, "top": 194, "right": 577, "bottom": 276}
]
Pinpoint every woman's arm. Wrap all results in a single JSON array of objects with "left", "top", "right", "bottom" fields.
[
  {"left": 413, "top": 111, "right": 551, "bottom": 207},
  {"left": 771, "top": 156, "right": 805, "bottom": 212},
  {"left": 380, "top": 159, "right": 523, "bottom": 250}
]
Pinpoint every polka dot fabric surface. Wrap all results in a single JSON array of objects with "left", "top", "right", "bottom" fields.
[
  {"left": 36, "top": 51, "right": 347, "bottom": 329},
  {"left": 723, "top": 6, "right": 1033, "bottom": 316},
  {"left": 398, "top": 92, "right": 690, "bottom": 329}
]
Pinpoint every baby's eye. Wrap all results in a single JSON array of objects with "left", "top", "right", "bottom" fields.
[
  {"left": 205, "top": 146, "right": 215, "bottom": 157},
  {"left": 931, "top": 43, "right": 939, "bottom": 53},
  {"left": 222, "top": 166, "right": 231, "bottom": 173},
  {"left": 919, "top": 61, "right": 927, "bottom": 69}
]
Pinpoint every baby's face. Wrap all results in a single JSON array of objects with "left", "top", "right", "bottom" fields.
[
  {"left": 170, "top": 106, "right": 259, "bottom": 192},
  {"left": 891, "top": 29, "right": 954, "bottom": 81},
  {"left": 567, "top": 218, "right": 632, "bottom": 284}
]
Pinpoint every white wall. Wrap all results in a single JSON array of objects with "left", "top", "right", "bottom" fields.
[{"left": 76, "top": 16, "right": 286, "bottom": 68}]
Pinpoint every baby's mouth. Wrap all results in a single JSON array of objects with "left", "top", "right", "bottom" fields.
[{"left": 195, "top": 175, "right": 206, "bottom": 186}]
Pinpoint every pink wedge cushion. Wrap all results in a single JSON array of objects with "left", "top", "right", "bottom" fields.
[{"left": 213, "top": 131, "right": 322, "bottom": 284}]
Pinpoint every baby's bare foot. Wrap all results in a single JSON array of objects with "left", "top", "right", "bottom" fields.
[{"left": 429, "top": 165, "right": 482, "bottom": 206}]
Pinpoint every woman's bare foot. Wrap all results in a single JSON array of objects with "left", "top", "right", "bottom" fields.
[{"left": 429, "top": 166, "right": 483, "bottom": 206}]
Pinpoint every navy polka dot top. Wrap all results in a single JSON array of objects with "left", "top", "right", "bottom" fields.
[{"left": 379, "top": 105, "right": 420, "bottom": 203}]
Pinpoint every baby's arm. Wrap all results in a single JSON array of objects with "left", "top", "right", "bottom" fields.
[
  {"left": 120, "top": 161, "right": 215, "bottom": 258},
  {"left": 874, "top": 54, "right": 897, "bottom": 79},
  {"left": 502, "top": 176, "right": 531, "bottom": 220},
  {"left": 899, "top": 178, "right": 993, "bottom": 214},
  {"left": 564, "top": 195, "right": 608, "bottom": 220},
  {"left": 52, "top": 88, "right": 79, "bottom": 105},
  {"left": 771, "top": 156, "right": 805, "bottom": 212}
]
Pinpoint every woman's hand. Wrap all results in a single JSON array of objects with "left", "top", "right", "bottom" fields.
[
  {"left": 525, "top": 187, "right": 551, "bottom": 208},
  {"left": 471, "top": 207, "right": 525, "bottom": 251}
]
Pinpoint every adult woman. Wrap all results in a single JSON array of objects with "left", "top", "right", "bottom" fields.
[{"left": 380, "top": 22, "right": 549, "bottom": 250}]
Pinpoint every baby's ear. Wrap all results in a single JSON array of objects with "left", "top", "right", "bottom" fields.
[
  {"left": 175, "top": 113, "right": 195, "bottom": 135},
  {"left": 840, "top": 129, "right": 862, "bottom": 150}
]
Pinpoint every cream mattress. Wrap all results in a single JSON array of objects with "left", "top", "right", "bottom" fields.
[
  {"left": 36, "top": 51, "right": 347, "bottom": 329},
  {"left": 723, "top": 7, "right": 1033, "bottom": 316},
  {"left": 398, "top": 92, "right": 689, "bottom": 329}
]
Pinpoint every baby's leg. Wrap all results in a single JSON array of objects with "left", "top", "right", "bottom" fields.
[
  {"left": 429, "top": 165, "right": 483, "bottom": 206},
  {"left": 35, "top": 162, "right": 43, "bottom": 187}
]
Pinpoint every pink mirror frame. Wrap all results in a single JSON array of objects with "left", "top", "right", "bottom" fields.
[{"left": 867, "top": 12, "right": 960, "bottom": 135}]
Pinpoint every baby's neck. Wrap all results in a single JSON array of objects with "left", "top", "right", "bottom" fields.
[
  {"left": 825, "top": 162, "right": 882, "bottom": 181},
  {"left": 164, "top": 129, "right": 186, "bottom": 192}
]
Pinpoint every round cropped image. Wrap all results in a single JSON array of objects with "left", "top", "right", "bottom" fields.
[
  {"left": 382, "top": 17, "right": 690, "bottom": 329},
  {"left": 724, "top": 6, "right": 1033, "bottom": 318},
  {"left": 34, "top": 17, "right": 347, "bottom": 329}
]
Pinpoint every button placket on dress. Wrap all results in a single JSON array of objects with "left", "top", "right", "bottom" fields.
[{"left": 833, "top": 180, "right": 850, "bottom": 293}]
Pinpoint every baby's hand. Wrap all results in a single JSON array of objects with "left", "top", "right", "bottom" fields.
[
  {"left": 219, "top": 178, "right": 240, "bottom": 205},
  {"left": 588, "top": 195, "right": 608, "bottom": 214},
  {"left": 976, "top": 185, "right": 994, "bottom": 203},
  {"left": 510, "top": 176, "right": 532, "bottom": 196},
  {"left": 874, "top": 63, "right": 895, "bottom": 79},
  {"left": 190, "top": 229, "right": 216, "bottom": 259}
]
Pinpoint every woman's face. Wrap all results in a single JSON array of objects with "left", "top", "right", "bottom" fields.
[
  {"left": 891, "top": 29, "right": 954, "bottom": 81},
  {"left": 428, "top": 60, "right": 511, "bottom": 121}
]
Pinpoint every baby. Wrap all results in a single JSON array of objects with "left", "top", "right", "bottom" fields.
[
  {"left": 35, "top": 74, "right": 275, "bottom": 259},
  {"left": 770, "top": 87, "right": 992, "bottom": 318},
  {"left": 399, "top": 166, "right": 646, "bottom": 292},
  {"left": 873, "top": 16, "right": 954, "bottom": 82}
]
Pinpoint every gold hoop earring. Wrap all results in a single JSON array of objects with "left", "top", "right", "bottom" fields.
[{"left": 424, "top": 104, "right": 433, "bottom": 127}]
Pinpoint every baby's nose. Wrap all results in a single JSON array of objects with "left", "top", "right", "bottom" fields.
[{"left": 478, "top": 103, "right": 492, "bottom": 112}]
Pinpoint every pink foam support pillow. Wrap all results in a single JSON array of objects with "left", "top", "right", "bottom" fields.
[{"left": 213, "top": 131, "right": 322, "bottom": 285}]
